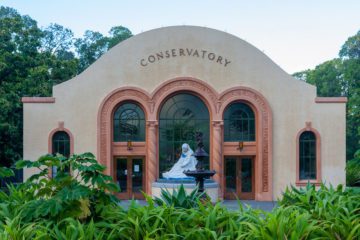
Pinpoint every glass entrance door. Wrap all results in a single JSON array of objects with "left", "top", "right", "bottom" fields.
[
  {"left": 115, "top": 157, "right": 144, "bottom": 199},
  {"left": 224, "top": 156, "right": 255, "bottom": 200}
]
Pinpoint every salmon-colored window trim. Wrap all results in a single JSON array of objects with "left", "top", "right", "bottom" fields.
[
  {"left": 296, "top": 181, "right": 322, "bottom": 187},
  {"left": 48, "top": 122, "right": 74, "bottom": 177},
  {"left": 295, "top": 123, "right": 321, "bottom": 186},
  {"left": 218, "top": 86, "right": 273, "bottom": 201}
]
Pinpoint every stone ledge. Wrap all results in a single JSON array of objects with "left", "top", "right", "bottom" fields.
[
  {"left": 152, "top": 180, "right": 219, "bottom": 202},
  {"left": 22, "top": 97, "right": 55, "bottom": 103},
  {"left": 315, "top": 97, "right": 347, "bottom": 103}
]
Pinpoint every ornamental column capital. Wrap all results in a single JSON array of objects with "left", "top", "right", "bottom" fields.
[
  {"left": 212, "top": 120, "right": 224, "bottom": 127},
  {"left": 146, "top": 120, "right": 158, "bottom": 127}
]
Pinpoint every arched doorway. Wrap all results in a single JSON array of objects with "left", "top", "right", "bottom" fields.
[
  {"left": 219, "top": 87, "right": 273, "bottom": 201},
  {"left": 223, "top": 101, "right": 256, "bottom": 199},
  {"left": 113, "top": 101, "right": 146, "bottom": 199},
  {"left": 158, "top": 93, "right": 210, "bottom": 178}
]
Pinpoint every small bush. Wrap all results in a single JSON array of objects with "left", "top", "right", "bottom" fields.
[
  {"left": 153, "top": 184, "right": 206, "bottom": 208},
  {"left": 346, "top": 155, "right": 360, "bottom": 186},
  {"left": 280, "top": 183, "right": 360, "bottom": 239},
  {"left": 0, "top": 153, "right": 120, "bottom": 224}
]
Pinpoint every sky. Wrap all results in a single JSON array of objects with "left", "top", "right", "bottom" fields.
[{"left": 1, "top": 0, "right": 359, "bottom": 74}]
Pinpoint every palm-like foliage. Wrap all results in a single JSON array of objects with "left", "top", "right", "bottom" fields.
[
  {"left": 0, "top": 153, "right": 119, "bottom": 223},
  {"left": 1, "top": 154, "right": 360, "bottom": 239},
  {"left": 153, "top": 184, "right": 206, "bottom": 208},
  {"left": 280, "top": 183, "right": 360, "bottom": 239}
]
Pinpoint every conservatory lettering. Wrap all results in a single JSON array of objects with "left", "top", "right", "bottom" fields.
[{"left": 140, "top": 48, "right": 231, "bottom": 67}]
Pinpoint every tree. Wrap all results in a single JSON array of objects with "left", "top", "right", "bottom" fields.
[
  {"left": 41, "top": 23, "right": 75, "bottom": 59},
  {"left": 292, "top": 70, "right": 310, "bottom": 82},
  {"left": 293, "top": 30, "right": 360, "bottom": 160},
  {"left": 307, "top": 59, "right": 344, "bottom": 97},
  {"left": 340, "top": 31, "right": 360, "bottom": 160},
  {"left": 0, "top": 7, "right": 78, "bottom": 167},
  {"left": 74, "top": 30, "right": 108, "bottom": 72},
  {"left": 75, "top": 26, "right": 132, "bottom": 73},
  {"left": 108, "top": 26, "right": 132, "bottom": 49},
  {"left": 340, "top": 30, "right": 360, "bottom": 59},
  {"left": 0, "top": 7, "right": 44, "bottom": 167},
  {"left": 0, "top": 7, "right": 133, "bottom": 168}
]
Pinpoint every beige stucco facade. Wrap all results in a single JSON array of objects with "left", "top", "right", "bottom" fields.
[{"left": 23, "top": 26, "right": 346, "bottom": 201}]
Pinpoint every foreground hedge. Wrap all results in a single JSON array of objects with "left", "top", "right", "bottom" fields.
[
  {"left": 0, "top": 186, "right": 359, "bottom": 239},
  {"left": 0, "top": 154, "right": 360, "bottom": 239}
]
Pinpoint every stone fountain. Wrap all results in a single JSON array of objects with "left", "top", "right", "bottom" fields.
[{"left": 183, "top": 132, "right": 216, "bottom": 194}]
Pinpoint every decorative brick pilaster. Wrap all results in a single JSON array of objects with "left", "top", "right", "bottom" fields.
[
  {"left": 212, "top": 120, "right": 223, "bottom": 198},
  {"left": 146, "top": 120, "right": 158, "bottom": 194}
]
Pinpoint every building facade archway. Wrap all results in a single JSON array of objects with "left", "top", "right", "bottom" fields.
[
  {"left": 157, "top": 92, "right": 211, "bottom": 179},
  {"left": 219, "top": 87, "right": 273, "bottom": 200},
  {"left": 97, "top": 87, "right": 151, "bottom": 179},
  {"left": 97, "top": 78, "right": 273, "bottom": 200}
]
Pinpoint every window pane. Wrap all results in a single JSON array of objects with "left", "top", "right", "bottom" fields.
[
  {"left": 113, "top": 102, "right": 145, "bottom": 142},
  {"left": 132, "top": 158, "right": 143, "bottom": 193},
  {"left": 224, "top": 103, "right": 255, "bottom": 141},
  {"left": 116, "top": 158, "right": 127, "bottom": 192},
  {"left": 52, "top": 131, "right": 70, "bottom": 157},
  {"left": 241, "top": 158, "right": 252, "bottom": 192},
  {"left": 52, "top": 131, "right": 71, "bottom": 177},
  {"left": 299, "top": 131, "right": 316, "bottom": 180},
  {"left": 159, "top": 93, "right": 210, "bottom": 177},
  {"left": 225, "top": 158, "right": 236, "bottom": 192}
]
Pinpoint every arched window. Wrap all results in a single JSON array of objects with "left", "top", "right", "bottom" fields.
[
  {"left": 299, "top": 131, "right": 317, "bottom": 180},
  {"left": 224, "top": 102, "right": 255, "bottom": 141},
  {"left": 113, "top": 102, "right": 145, "bottom": 142},
  {"left": 159, "top": 93, "right": 210, "bottom": 177},
  {"left": 52, "top": 131, "right": 70, "bottom": 177},
  {"left": 52, "top": 131, "right": 70, "bottom": 157}
]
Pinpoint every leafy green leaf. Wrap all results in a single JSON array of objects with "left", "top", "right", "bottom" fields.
[{"left": 0, "top": 167, "right": 14, "bottom": 178}]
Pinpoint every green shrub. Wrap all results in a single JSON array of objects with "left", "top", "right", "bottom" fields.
[
  {"left": 0, "top": 167, "right": 14, "bottom": 179},
  {"left": 346, "top": 156, "right": 360, "bottom": 186},
  {"left": 0, "top": 153, "right": 120, "bottom": 224},
  {"left": 280, "top": 183, "right": 360, "bottom": 239},
  {"left": 243, "top": 206, "right": 322, "bottom": 239},
  {"left": 153, "top": 184, "right": 206, "bottom": 208},
  {"left": 1, "top": 153, "right": 360, "bottom": 239}
]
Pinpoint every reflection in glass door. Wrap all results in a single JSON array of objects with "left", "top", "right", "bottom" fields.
[
  {"left": 224, "top": 156, "right": 255, "bottom": 200},
  {"left": 115, "top": 157, "right": 144, "bottom": 199},
  {"left": 225, "top": 157, "right": 236, "bottom": 193},
  {"left": 117, "top": 158, "right": 127, "bottom": 194},
  {"left": 132, "top": 158, "right": 143, "bottom": 194}
]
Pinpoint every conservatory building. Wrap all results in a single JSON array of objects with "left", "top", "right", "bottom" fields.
[{"left": 22, "top": 26, "right": 347, "bottom": 201}]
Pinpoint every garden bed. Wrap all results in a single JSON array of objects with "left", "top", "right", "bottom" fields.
[{"left": 1, "top": 153, "right": 360, "bottom": 239}]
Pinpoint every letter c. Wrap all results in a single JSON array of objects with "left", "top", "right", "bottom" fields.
[{"left": 140, "top": 59, "right": 148, "bottom": 66}]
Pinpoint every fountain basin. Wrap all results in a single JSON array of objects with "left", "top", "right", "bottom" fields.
[{"left": 152, "top": 179, "right": 219, "bottom": 202}]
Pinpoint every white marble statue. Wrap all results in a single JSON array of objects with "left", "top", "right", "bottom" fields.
[{"left": 163, "top": 143, "right": 198, "bottom": 178}]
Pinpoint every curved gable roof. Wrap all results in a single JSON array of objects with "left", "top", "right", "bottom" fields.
[{"left": 53, "top": 26, "right": 315, "bottom": 99}]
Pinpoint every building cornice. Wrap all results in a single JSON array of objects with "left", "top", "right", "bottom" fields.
[
  {"left": 22, "top": 97, "right": 55, "bottom": 103},
  {"left": 315, "top": 97, "right": 347, "bottom": 103}
]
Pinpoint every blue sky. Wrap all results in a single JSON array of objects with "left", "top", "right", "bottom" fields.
[{"left": 1, "top": 0, "right": 359, "bottom": 73}]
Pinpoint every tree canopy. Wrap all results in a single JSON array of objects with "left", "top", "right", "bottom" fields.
[
  {"left": 293, "top": 30, "right": 360, "bottom": 160},
  {"left": 0, "top": 6, "right": 132, "bottom": 167}
]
